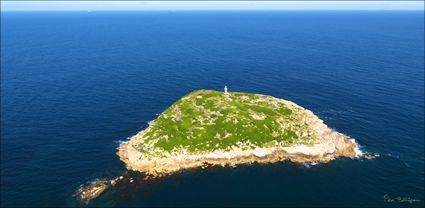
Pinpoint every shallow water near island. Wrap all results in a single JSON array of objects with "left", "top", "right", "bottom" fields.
[{"left": 1, "top": 11, "right": 424, "bottom": 207}]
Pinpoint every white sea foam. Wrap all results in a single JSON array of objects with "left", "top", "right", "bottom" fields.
[
  {"left": 302, "top": 163, "right": 311, "bottom": 168},
  {"left": 350, "top": 139, "right": 364, "bottom": 157},
  {"left": 113, "top": 138, "right": 130, "bottom": 146}
]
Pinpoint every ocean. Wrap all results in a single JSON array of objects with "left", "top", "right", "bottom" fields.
[{"left": 1, "top": 11, "right": 424, "bottom": 207}]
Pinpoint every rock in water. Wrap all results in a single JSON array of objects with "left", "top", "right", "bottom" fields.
[
  {"left": 77, "top": 179, "right": 109, "bottom": 202},
  {"left": 117, "top": 90, "right": 361, "bottom": 177},
  {"left": 364, "top": 153, "right": 380, "bottom": 160}
]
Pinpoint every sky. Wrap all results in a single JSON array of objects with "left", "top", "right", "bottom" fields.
[{"left": 1, "top": 1, "right": 424, "bottom": 11}]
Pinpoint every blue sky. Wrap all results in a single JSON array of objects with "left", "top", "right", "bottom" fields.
[{"left": 1, "top": 1, "right": 424, "bottom": 11}]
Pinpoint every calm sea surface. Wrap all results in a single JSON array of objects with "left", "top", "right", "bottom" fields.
[{"left": 1, "top": 11, "right": 424, "bottom": 207}]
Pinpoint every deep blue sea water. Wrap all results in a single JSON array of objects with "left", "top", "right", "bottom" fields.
[{"left": 1, "top": 11, "right": 424, "bottom": 207}]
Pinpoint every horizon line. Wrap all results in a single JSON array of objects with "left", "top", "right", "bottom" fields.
[
  {"left": 2, "top": 9, "right": 424, "bottom": 12},
  {"left": 1, "top": 1, "right": 424, "bottom": 12}
]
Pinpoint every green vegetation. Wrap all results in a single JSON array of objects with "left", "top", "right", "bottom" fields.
[{"left": 134, "top": 90, "right": 316, "bottom": 156}]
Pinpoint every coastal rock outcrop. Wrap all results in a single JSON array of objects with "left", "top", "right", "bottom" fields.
[{"left": 117, "top": 89, "right": 360, "bottom": 177}]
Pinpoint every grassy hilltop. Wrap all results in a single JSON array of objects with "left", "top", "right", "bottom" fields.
[{"left": 133, "top": 89, "right": 317, "bottom": 156}]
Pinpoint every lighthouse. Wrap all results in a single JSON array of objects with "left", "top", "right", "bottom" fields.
[{"left": 224, "top": 86, "right": 228, "bottom": 93}]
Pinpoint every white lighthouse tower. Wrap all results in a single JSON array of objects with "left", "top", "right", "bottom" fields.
[{"left": 224, "top": 86, "right": 230, "bottom": 100}]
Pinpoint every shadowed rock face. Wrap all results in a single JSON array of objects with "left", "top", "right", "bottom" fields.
[{"left": 117, "top": 90, "right": 359, "bottom": 177}]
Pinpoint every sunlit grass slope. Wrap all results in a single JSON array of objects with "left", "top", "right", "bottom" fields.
[{"left": 135, "top": 90, "right": 316, "bottom": 156}]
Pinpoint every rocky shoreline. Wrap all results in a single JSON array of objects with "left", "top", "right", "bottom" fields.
[{"left": 117, "top": 139, "right": 359, "bottom": 178}]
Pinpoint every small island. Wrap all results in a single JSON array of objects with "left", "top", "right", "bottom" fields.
[{"left": 117, "top": 88, "right": 360, "bottom": 177}]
